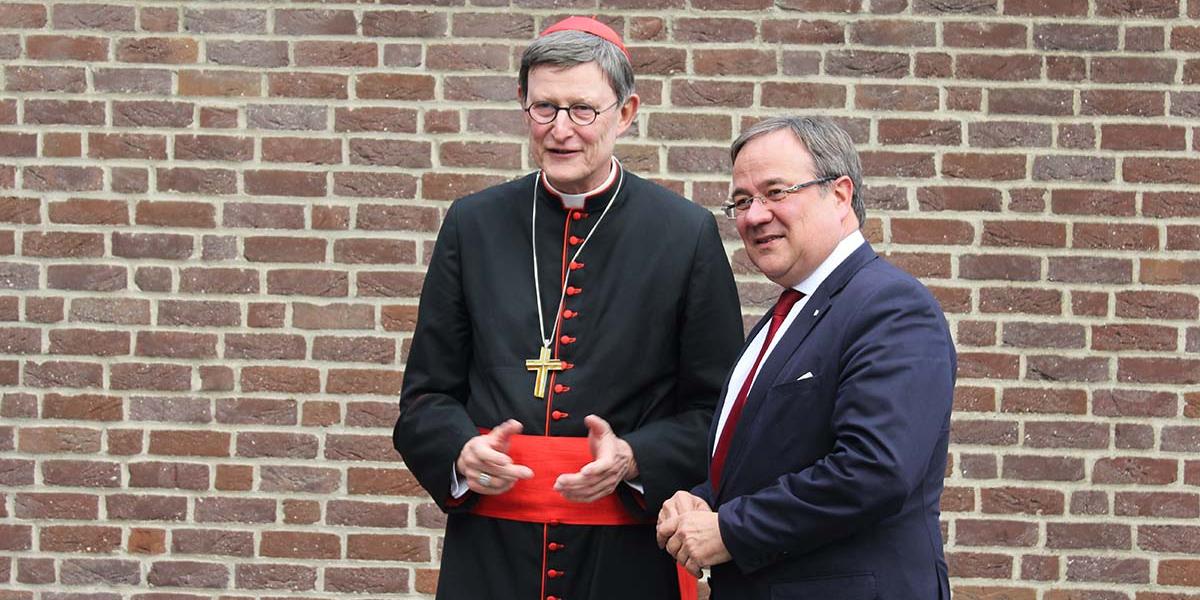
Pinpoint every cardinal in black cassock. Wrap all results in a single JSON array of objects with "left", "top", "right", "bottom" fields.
[{"left": 393, "top": 16, "right": 744, "bottom": 600}]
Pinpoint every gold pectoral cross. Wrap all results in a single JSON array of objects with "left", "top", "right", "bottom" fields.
[{"left": 525, "top": 346, "right": 564, "bottom": 399}]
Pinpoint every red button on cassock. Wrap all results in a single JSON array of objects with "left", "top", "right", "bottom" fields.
[
  {"left": 562, "top": 309, "right": 576, "bottom": 319},
  {"left": 569, "top": 261, "right": 584, "bottom": 271},
  {"left": 566, "top": 286, "right": 582, "bottom": 296},
  {"left": 547, "top": 596, "right": 559, "bottom": 600},
  {"left": 553, "top": 384, "right": 571, "bottom": 394},
  {"left": 571, "top": 212, "right": 583, "bottom": 221},
  {"left": 548, "top": 569, "right": 563, "bottom": 578},
  {"left": 559, "top": 335, "right": 576, "bottom": 345},
  {"left": 561, "top": 362, "right": 574, "bottom": 370},
  {"left": 552, "top": 410, "right": 569, "bottom": 420},
  {"left": 548, "top": 542, "right": 564, "bottom": 551},
  {"left": 568, "top": 235, "right": 581, "bottom": 246}
]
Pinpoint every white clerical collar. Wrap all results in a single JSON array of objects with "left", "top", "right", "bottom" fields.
[
  {"left": 792, "top": 230, "right": 866, "bottom": 296},
  {"left": 541, "top": 158, "right": 619, "bottom": 210}
]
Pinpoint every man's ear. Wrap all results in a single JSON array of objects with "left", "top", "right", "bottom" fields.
[
  {"left": 616, "top": 93, "right": 640, "bottom": 136},
  {"left": 831, "top": 176, "right": 856, "bottom": 224}
]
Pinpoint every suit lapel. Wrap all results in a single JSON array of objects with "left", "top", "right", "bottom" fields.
[{"left": 717, "top": 243, "right": 879, "bottom": 500}]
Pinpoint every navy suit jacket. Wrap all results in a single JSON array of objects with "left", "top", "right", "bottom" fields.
[{"left": 694, "top": 242, "right": 955, "bottom": 600}]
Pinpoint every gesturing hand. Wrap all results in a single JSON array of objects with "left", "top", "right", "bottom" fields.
[
  {"left": 554, "top": 414, "right": 638, "bottom": 502},
  {"left": 455, "top": 419, "right": 534, "bottom": 495}
]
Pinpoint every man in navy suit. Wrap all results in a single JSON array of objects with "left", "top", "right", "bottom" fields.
[{"left": 657, "top": 116, "right": 956, "bottom": 600}]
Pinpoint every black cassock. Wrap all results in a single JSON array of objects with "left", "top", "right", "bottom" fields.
[{"left": 394, "top": 167, "right": 744, "bottom": 600}]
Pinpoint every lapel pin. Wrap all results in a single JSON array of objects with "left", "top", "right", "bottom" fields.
[{"left": 813, "top": 309, "right": 820, "bottom": 316}]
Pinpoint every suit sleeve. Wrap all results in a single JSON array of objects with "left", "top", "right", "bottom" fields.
[
  {"left": 621, "top": 213, "right": 743, "bottom": 515},
  {"left": 717, "top": 275, "right": 955, "bottom": 573},
  {"left": 393, "top": 202, "right": 481, "bottom": 512}
]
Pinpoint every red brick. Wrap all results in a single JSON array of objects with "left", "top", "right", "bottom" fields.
[
  {"left": 981, "top": 487, "right": 1065, "bottom": 515},
  {"left": 68, "top": 298, "right": 149, "bottom": 325},
  {"left": 1101, "top": 124, "right": 1187, "bottom": 151},
  {"left": 1093, "top": 324, "right": 1177, "bottom": 351},
  {"left": 1160, "top": 560, "right": 1200, "bottom": 586},
  {"left": 1051, "top": 189, "right": 1136, "bottom": 216},
  {"left": 41, "top": 393, "right": 122, "bottom": 421},
  {"left": 147, "top": 431, "right": 227, "bottom": 458},
  {"left": 234, "top": 563, "right": 317, "bottom": 591},
  {"left": 1126, "top": 157, "right": 1200, "bottom": 185},
  {"left": 947, "top": 552, "right": 1013, "bottom": 579},
  {"left": 1067, "top": 557, "right": 1149, "bottom": 584},
  {"left": 979, "top": 287, "right": 1062, "bottom": 315},
  {"left": 275, "top": 8, "right": 355, "bottom": 34},
  {"left": 0, "top": 4, "right": 46, "bottom": 28},
  {"left": 356, "top": 74, "right": 435, "bottom": 101},
  {"left": 24, "top": 99, "right": 104, "bottom": 125},
  {"left": 335, "top": 107, "right": 417, "bottom": 133},
  {"left": 146, "top": 560, "right": 229, "bottom": 588},
  {"left": 178, "top": 69, "right": 260, "bottom": 97},
  {"left": 1146, "top": 191, "right": 1200, "bottom": 217},
  {"left": 957, "top": 519, "right": 1038, "bottom": 547},
  {"left": 106, "top": 494, "right": 187, "bottom": 522},
  {"left": 268, "top": 72, "right": 347, "bottom": 99},
  {"left": 127, "top": 461, "right": 209, "bottom": 491},
  {"left": 327, "top": 369, "right": 404, "bottom": 395},
  {"left": 42, "top": 525, "right": 122, "bottom": 553},
  {"left": 245, "top": 170, "right": 327, "bottom": 198},
  {"left": 1096, "top": 0, "right": 1178, "bottom": 17},
  {"left": 237, "top": 432, "right": 317, "bottom": 459},
  {"left": 14, "top": 492, "right": 97, "bottom": 520},
  {"left": 1116, "top": 290, "right": 1198, "bottom": 320},
  {"left": 195, "top": 497, "right": 276, "bottom": 524},
  {"left": 942, "top": 153, "right": 1026, "bottom": 180},
  {"left": 260, "top": 465, "right": 340, "bottom": 493},
  {"left": 1082, "top": 90, "right": 1164, "bottom": 117},
  {"left": 261, "top": 531, "right": 340, "bottom": 559},
  {"left": 241, "top": 366, "right": 321, "bottom": 393},
  {"left": 325, "top": 566, "right": 410, "bottom": 594},
  {"left": 671, "top": 80, "right": 754, "bottom": 108},
  {"left": 159, "top": 298, "right": 243, "bottom": 326},
  {"left": 172, "top": 528, "right": 254, "bottom": 557},
  {"left": 247, "top": 104, "right": 326, "bottom": 130},
  {"left": 1003, "top": 455, "right": 1084, "bottom": 481},
  {"left": 116, "top": 37, "right": 197, "bottom": 63},
  {"left": 959, "top": 254, "right": 1041, "bottom": 281},
  {"left": 18, "top": 426, "right": 101, "bottom": 454},
  {"left": 1046, "top": 523, "right": 1128, "bottom": 549},
  {"left": 1094, "top": 457, "right": 1177, "bottom": 485},
  {"left": 214, "top": 465, "right": 252, "bottom": 492},
  {"left": 1120, "top": 493, "right": 1200, "bottom": 518},
  {"left": 184, "top": 7, "right": 265, "bottom": 33},
  {"left": 5, "top": 66, "right": 87, "bottom": 92},
  {"left": 1046, "top": 257, "right": 1131, "bottom": 285},
  {"left": 41, "top": 459, "right": 120, "bottom": 488},
  {"left": 990, "top": 88, "right": 1074, "bottom": 116}
]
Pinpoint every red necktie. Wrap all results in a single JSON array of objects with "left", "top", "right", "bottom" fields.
[{"left": 710, "top": 288, "right": 805, "bottom": 491}]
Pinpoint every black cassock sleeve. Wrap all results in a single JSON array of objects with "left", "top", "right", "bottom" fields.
[
  {"left": 393, "top": 203, "right": 480, "bottom": 512},
  {"left": 620, "top": 214, "right": 743, "bottom": 516}
]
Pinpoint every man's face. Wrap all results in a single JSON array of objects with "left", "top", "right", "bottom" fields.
[
  {"left": 732, "top": 129, "right": 851, "bottom": 288},
  {"left": 523, "top": 62, "right": 638, "bottom": 194}
]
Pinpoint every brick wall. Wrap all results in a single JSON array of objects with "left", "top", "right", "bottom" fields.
[{"left": 0, "top": 0, "right": 1198, "bottom": 598}]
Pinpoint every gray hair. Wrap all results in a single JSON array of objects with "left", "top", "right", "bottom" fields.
[
  {"left": 731, "top": 116, "right": 865, "bottom": 228},
  {"left": 519, "top": 30, "right": 635, "bottom": 106}
]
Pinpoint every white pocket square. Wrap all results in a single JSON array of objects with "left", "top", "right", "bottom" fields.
[{"left": 796, "top": 371, "right": 814, "bottom": 381}]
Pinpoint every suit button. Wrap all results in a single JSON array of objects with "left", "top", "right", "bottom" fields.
[
  {"left": 552, "top": 410, "right": 569, "bottom": 421},
  {"left": 566, "top": 286, "right": 582, "bottom": 296},
  {"left": 562, "top": 309, "right": 577, "bottom": 319},
  {"left": 547, "top": 569, "right": 563, "bottom": 578},
  {"left": 569, "top": 261, "right": 584, "bottom": 271},
  {"left": 553, "top": 384, "right": 571, "bottom": 394},
  {"left": 559, "top": 335, "right": 576, "bottom": 344},
  {"left": 568, "top": 235, "right": 582, "bottom": 246}
]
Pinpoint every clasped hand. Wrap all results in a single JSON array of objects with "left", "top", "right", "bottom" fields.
[
  {"left": 455, "top": 415, "right": 637, "bottom": 502},
  {"left": 656, "top": 491, "right": 732, "bottom": 577}
]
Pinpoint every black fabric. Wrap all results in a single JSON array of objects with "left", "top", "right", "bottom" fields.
[{"left": 394, "top": 169, "right": 745, "bottom": 600}]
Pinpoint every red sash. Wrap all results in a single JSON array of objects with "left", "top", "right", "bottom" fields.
[{"left": 468, "top": 432, "right": 699, "bottom": 600}]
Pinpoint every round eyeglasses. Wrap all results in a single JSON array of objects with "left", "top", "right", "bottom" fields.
[{"left": 524, "top": 99, "right": 621, "bottom": 126}]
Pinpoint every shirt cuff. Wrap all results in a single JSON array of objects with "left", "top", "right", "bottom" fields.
[{"left": 450, "top": 462, "right": 470, "bottom": 499}]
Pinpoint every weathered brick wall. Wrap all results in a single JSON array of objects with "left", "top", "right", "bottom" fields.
[{"left": 0, "top": 0, "right": 1198, "bottom": 598}]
